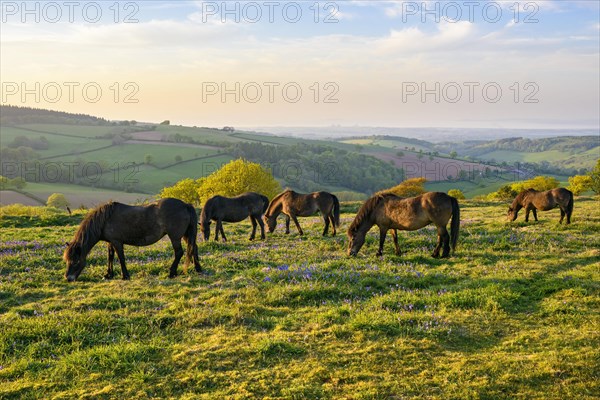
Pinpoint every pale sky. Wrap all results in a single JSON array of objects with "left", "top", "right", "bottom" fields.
[{"left": 1, "top": 0, "right": 599, "bottom": 129}]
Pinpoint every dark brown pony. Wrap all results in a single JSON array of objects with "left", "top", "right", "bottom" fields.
[
  {"left": 264, "top": 190, "right": 340, "bottom": 236},
  {"left": 64, "top": 198, "right": 201, "bottom": 282},
  {"left": 200, "top": 192, "right": 269, "bottom": 242},
  {"left": 347, "top": 192, "right": 460, "bottom": 258},
  {"left": 508, "top": 188, "right": 573, "bottom": 224}
]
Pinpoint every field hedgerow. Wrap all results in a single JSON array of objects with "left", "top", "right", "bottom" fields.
[{"left": 0, "top": 198, "right": 599, "bottom": 399}]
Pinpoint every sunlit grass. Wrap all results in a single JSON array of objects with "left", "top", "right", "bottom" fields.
[{"left": 1, "top": 197, "right": 599, "bottom": 399}]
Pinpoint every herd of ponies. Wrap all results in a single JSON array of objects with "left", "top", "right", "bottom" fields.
[{"left": 63, "top": 187, "right": 574, "bottom": 282}]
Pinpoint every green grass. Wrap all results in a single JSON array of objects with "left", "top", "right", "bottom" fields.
[
  {"left": 1, "top": 198, "right": 598, "bottom": 399},
  {"left": 19, "top": 124, "right": 121, "bottom": 139},
  {"left": 477, "top": 148, "right": 600, "bottom": 170},
  {"left": 58, "top": 144, "right": 220, "bottom": 169},
  {"left": 0, "top": 126, "right": 113, "bottom": 158}
]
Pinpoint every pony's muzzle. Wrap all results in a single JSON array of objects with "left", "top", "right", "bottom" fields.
[{"left": 66, "top": 275, "right": 77, "bottom": 282}]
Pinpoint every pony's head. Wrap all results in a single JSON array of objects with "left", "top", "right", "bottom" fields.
[
  {"left": 346, "top": 227, "right": 366, "bottom": 256},
  {"left": 507, "top": 206, "right": 518, "bottom": 221},
  {"left": 264, "top": 213, "right": 277, "bottom": 233},
  {"left": 63, "top": 242, "right": 85, "bottom": 282},
  {"left": 201, "top": 220, "right": 211, "bottom": 241}
]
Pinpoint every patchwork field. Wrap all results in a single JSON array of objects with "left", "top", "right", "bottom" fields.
[
  {"left": 1, "top": 183, "right": 151, "bottom": 208},
  {"left": 0, "top": 198, "right": 598, "bottom": 399}
]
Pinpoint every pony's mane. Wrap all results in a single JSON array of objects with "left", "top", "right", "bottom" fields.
[
  {"left": 516, "top": 188, "right": 538, "bottom": 201},
  {"left": 271, "top": 189, "right": 294, "bottom": 202},
  {"left": 348, "top": 193, "right": 399, "bottom": 234},
  {"left": 266, "top": 189, "right": 293, "bottom": 213},
  {"left": 66, "top": 202, "right": 116, "bottom": 254}
]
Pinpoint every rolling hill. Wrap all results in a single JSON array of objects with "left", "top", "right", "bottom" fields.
[{"left": 0, "top": 106, "right": 597, "bottom": 206}]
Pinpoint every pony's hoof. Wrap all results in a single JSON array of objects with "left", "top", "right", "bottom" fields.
[
  {"left": 103, "top": 274, "right": 113, "bottom": 280},
  {"left": 168, "top": 274, "right": 177, "bottom": 279},
  {"left": 122, "top": 275, "right": 131, "bottom": 281}
]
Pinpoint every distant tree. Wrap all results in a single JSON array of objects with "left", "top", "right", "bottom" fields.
[
  {"left": 450, "top": 151, "right": 458, "bottom": 159},
  {"left": 196, "top": 159, "right": 281, "bottom": 205},
  {"left": 160, "top": 120, "right": 170, "bottom": 125},
  {"left": 512, "top": 176, "right": 559, "bottom": 193},
  {"left": 396, "top": 151, "right": 404, "bottom": 158},
  {"left": 448, "top": 189, "right": 466, "bottom": 200},
  {"left": 489, "top": 184, "right": 518, "bottom": 201},
  {"left": 417, "top": 152, "right": 424, "bottom": 160},
  {"left": 175, "top": 155, "right": 183, "bottom": 163},
  {"left": 567, "top": 175, "right": 593, "bottom": 195},
  {"left": 144, "top": 154, "right": 154, "bottom": 165},
  {"left": 589, "top": 159, "right": 600, "bottom": 194},
  {"left": 159, "top": 178, "right": 203, "bottom": 206},
  {"left": 379, "top": 177, "right": 427, "bottom": 197},
  {"left": 47, "top": 193, "right": 69, "bottom": 209}
]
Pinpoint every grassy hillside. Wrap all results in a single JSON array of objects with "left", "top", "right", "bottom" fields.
[
  {"left": 426, "top": 173, "right": 571, "bottom": 199},
  {"left": 1, "top": 198, "right": 598, "bottom": 399},
  {"left": 1, "top": 182, "right": 151, "bottom": 208}
]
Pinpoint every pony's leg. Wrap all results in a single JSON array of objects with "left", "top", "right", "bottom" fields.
[
  {"left": 214, "top": 223, "right": 220, "bottom": 241},
  {"left": 291, "top": 215, "right": 304, "bottom": 235},
  {"left": 391, "top": 229, "right": 401, "bottom": 256},
  {"left": 432, "top": 227, "right": 448, "bottom": 258},
  {"left": 285, "top": 215, "right": 291, "bottom": 234},
  {"left": 104, "top": 243, "right": 115, "bottom": 279},
  {"left": 168, "top": 236, "right": 184, "bottom": 278},
  {"left": 330, "top": 215, "right": 337, "bottom": 236},
  {"left": 559, "top": 208, "right": 565, "bottom": 224},
  {"left": 257, "top": 216, "right": 266, "bottom": 239},
  {"left": 566, "top": 207, "right": 572, "bottom": 224},
  {"left": 440, "top": 227, "right": 451, "bottom": 258},
  {"left": 377, "top": 229, "right": 387, "bottom": 257},
  {"left": 111, "top": 242, "right": 130, "bottom": 280},
  {"left": 249, "top": 216, "right": 257, "bottom": 240},
  {"left": 322, "top": 214, "right": 330, "bottom": 236},
  {"left": 532, "top": 209, "right": 538, "bottom": 221},
  {"left": 218, "top": 220, "right": 227, "bottom": 242},
  {"left": 525, "top": 208, "right": 531, "bottom": 222}
]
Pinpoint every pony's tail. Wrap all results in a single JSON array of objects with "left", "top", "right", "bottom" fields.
[
  {"left": 332, "top": 195, "right": 340, "bottom": 227},
  {"left": 184, "top": 205, "right": 201, "bottom": 271},
  {"left": 566, "top": 189, "right": 574, "bottom": 219},
  {"left": 450, "top": 196, "right": 460, "bottom": 253}
]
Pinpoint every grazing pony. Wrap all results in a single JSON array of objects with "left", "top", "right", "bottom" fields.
[
  {"left": 347, "top": 192, "right": 460, "bottom": 258},
  {"left": 508, "top": 188, "right": 573, "bottom": 224},
  {"left": 64, "top": 198, "right": 201, "bottom": 281},
  {"left": 200, "top": 192, "right": 269, "bottom": 242},
  {"left": 264, "top": 190, "right": 340, "bottom": 236}
]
